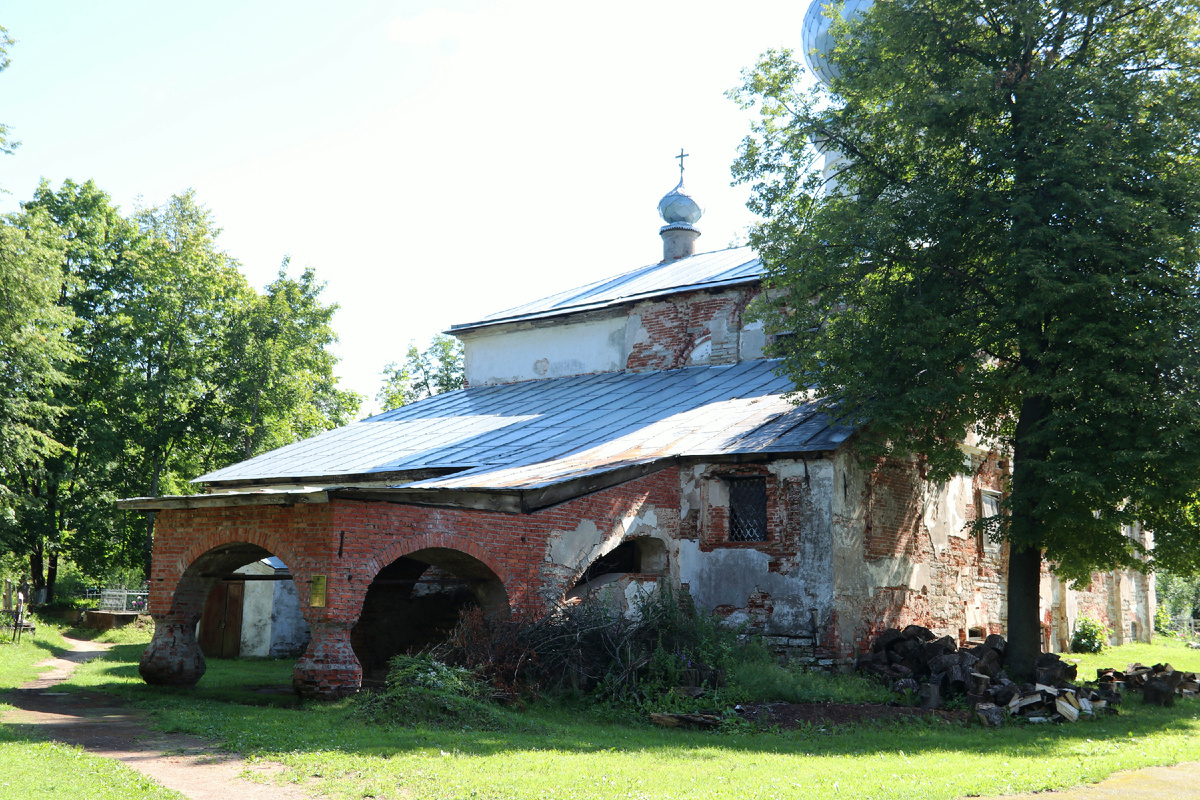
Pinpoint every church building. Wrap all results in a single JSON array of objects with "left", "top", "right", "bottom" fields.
[{"left": 121, "top": 171, "right": 1154, "bottom": 698}]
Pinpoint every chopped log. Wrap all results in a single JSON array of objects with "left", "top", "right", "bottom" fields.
[
  {"left": 873, "top": 628, "right": 905, "bottom": 652},
  {"left": 992, "top": 685, "right": 1017, "bottom": 707},
  {"left": 902, "top": 624, "right": 937, "bottom": 642},
  {"left": 1078, "top": 697, "right": 1094, "bottom": 716},
  {"left": 1035, "top": 683, "right": 1059, "bottom": 697},
  {"left": 984, "top": 634, "right": 1007, "bottom": 655},
  {"left": 976, "top": 703, "right": 1006, "bottom": 727},
  {"left": 1055, "top": 697, "right": 1080, "bottom": 722},
  {"left": 1063, "top": 691, "right": 1082, "bottom": 710},
  {"left": 920, "top": 683, "right": 942, "bottom": 710},
  {"left": 1143, "top": 679, "right": 1176, "bottom": 707}
]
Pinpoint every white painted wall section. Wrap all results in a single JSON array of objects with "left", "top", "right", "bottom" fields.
[{"left": 460, "top": 315, "right": 627, "bottom": 386}]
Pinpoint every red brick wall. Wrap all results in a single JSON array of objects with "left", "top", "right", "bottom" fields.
[
  {"left": 149, "top": 468, "right": 682, "bottom": 627},
  {"left": 864, "top": 460, "right": 924, "bottom": 560},
  {"left": 625, "top": 288, "right": 757, "bottom": 372}
]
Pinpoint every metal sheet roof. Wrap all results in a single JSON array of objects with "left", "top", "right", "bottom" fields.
[
  {"left": 450, "top": 247, "right": 762, "bottom": 332},
  {"left": 195, "top": 359, "right": 852, "bottom": 493}
]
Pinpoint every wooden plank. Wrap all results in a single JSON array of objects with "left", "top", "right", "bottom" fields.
[{"left": 117, "top": 491, "right": 329, "bottom": 511}]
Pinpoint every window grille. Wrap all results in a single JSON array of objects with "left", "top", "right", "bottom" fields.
[{"left": 728, "top": 477, "right": 768, "bottom": 542}]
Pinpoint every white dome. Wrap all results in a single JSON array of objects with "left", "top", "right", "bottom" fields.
[
  {"left": 657, "top": 182, "right": 703, "bottom": 226},
  {"left": 801, "top": 0, "right": 873, "bottom": 86}
]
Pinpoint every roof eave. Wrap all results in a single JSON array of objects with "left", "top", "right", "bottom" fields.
[{"left": 447, "top": 276, "right": 762, "bottom": 335}]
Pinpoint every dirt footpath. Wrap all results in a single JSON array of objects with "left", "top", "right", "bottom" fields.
[{"left": 1, "top": 636, "right": 317, "bottom": 800}]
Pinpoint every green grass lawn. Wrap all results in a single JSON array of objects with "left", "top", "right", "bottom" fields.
[
  {"left": 0, "top": 616, "right": 184, "bottom": 799},
  {"left": 46, "top": 629, "right": 1200, "bottom": 800}
]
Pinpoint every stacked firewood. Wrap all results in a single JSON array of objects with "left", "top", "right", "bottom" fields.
[
  {"left": 1105, "top": 663, "right": 1200, "bottom": 706},
  {"left": 858, "top": 627, "right": 1118, "bottom": 725}
]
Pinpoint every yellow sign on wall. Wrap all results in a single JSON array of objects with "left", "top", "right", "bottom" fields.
[{"left": 309, "top": 574, "right": 327, "bottom": 608}]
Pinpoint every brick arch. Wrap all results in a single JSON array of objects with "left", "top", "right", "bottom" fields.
[
  {"left": 366, "top": 532, "right": 513, "bottom": 595},
  {"left": 175, "top": 532, "right": 304, "bottom": 583},
  {"left": 348, "top": 534, "right": 514, "bottom": 677}
]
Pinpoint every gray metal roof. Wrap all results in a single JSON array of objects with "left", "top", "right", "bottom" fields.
[
  {"left": 194, "top": 360, "right": 852, "bottom": 497},
  {"left": 450, "top": 247, "right": 762, "bottom": 332}
]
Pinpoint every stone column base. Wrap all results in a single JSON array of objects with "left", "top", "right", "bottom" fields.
[
  {"left": 292, "top": 625, "right": 362, "bottom": 699},
  {"left": 139, "top": 619, "right": 206, "bottom": 687}
]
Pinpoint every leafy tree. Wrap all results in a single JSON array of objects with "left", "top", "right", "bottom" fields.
[
  {"left": 1157, "top": 571, "right": 1200, "bottom": 620},
  {"left": 211, "top": 260, "right": 361, "bottom": 465},
  {"left": 9, "top": 180, "right": 140, "bottom": 600},
  {"left": 733, "top": 0, "right": 1200, "bottom": 676},
  {"left": 377, "top": 334, "right": 464, "bottom": 412},
  {"left": 12, "top": 184, "right": 361, "bottom": 594},
  {"left": 0, "top": 207, "right": 73, "bottom": 597}
]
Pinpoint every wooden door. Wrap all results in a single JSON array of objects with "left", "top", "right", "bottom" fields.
[{"left": 198, "top": 580, "right": 245, "bottom": 658}]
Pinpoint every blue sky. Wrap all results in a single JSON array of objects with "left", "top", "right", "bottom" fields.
[{"left": 0, "top": 1, "right": 812, "bottom": 412}]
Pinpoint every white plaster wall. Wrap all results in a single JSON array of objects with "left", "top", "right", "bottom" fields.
[
  {"left": 269, "top": 579, "right": 311, "bottom": 658},
  {"left": 235, "top": 561, "right": 275, "bottom": 658},
  {"left": 460, "top": 315, "right": 627, "bottom": 386},
  {"left": 739, "top": 319, "right": 767, "bottom": 361}
]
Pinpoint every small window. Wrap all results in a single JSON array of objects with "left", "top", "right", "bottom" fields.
[
  {"left": 728, "top": 477, "right": 768, "bottom": 542},
  {"left": 979, "top": 490, "right": 1002, "bottom": 555}
]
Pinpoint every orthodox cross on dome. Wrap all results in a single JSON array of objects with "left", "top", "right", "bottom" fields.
[{"left": 675, "top": 148, "right": 689, "bottom": 181}]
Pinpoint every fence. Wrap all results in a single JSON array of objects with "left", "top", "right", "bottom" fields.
[
  {"left": 97, "top": 588, "right": 148, "bottom": 613},
  {"left": 1168, "top": 615, "right": 1198, "bottom": 641}
]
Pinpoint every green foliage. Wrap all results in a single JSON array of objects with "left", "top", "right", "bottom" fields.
[
  {"left": 0, "top": 206, "right": 72, "bottom": 478},
  {"left": 5, "top": 181, "right": 360, "bottom": 592},
  {"left": 732, "top": 0, "right": 1200, "bottom": 672},
  {"left": 1157, "top": 570, "right": 1200, "bottom": 619},
  {"left": 377, "top": 334, "right": 464, "bottom": 411},
  {"left": 1071, "top": 617, "right": 1109, "bottom": 653},
  {"left": 353, "top": 653, "right": 511, "bottom": 730},
  {"left": 1155, "top": 604, "right": 1174, "bottom": 636}
]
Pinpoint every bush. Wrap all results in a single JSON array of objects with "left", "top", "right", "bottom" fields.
[
  {"left": 353, "top": 653, "right": 511, "bottom": 729},
  {"left": 1155, "top": 605, "right": 1175, "bottom": 637},
  {"left": 1071, "top": 616, "right": 1109, "bottom": 653}
]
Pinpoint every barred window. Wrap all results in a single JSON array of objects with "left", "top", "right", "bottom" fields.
[{"left": 727, "top": 477, "right": 768, "bottom": 542}]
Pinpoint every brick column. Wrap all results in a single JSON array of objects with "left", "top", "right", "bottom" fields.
[
  {"left": 292, "top": 622, "right": 362, "bottom": 699},
  {"left": 139, "top": 616, "right": 206, "bottom": 687}
]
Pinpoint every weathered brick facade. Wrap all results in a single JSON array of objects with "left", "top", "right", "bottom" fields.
[
  {"left": 134, "top": 246, "right": 1155, "bottom": 697},
  {"left": 142, "top": 471, "right": 680, "bottom": 697}
]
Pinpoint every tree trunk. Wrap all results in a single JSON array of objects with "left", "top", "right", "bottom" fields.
[
  {"left": 144, "top": 453, "right": 162, "bottom": 579},
  {"left": 46, "top": 551, "right": 58, "bottom": 605},
  {"left": 29, "top": 541, "right": 45, "bottom": 598},
  {"left": 1005, "top": 545, "right": 1042, "bottom": 680},
  {"left": 1007, "top": 392, "right": 1052, "bottom": 680}
]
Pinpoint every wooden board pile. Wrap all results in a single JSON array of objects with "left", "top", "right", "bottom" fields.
[
  {"left": 1103, "top": 663, "right": 1200, "bottom": 706},
  {"left": 858, "top": 627, "right": 1120, "bottom": 726}
]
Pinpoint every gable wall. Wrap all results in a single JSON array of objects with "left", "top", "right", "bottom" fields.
[{"left": 456, "top": 285, "right": 769, "bottom": 385}]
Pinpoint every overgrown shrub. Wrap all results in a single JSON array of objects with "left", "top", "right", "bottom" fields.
[
  {"left": 1071, "top": 616, "right": 1109, "bottom": 653},
  {"left": 353, "top": 653, "right": 511, "bottom": 729}
]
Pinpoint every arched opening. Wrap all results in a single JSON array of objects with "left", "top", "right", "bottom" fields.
[
  {"left": 350, "top": 547, "right": 508, "bottom": 681},
  {"left": 187, "top": 543, "right": 311, "bottom": 661},
  {"left": 566, "top": 537, "right": 667, "bottom": 601}
]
